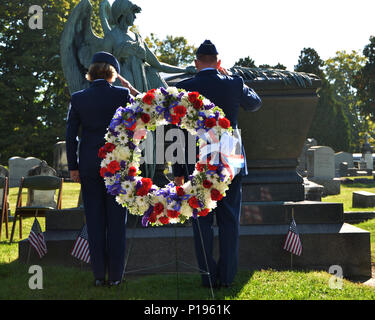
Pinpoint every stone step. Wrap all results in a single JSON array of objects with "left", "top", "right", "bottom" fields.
[
  {"left": 18, "top": 222, "right": 371, "bottom": 279},
  {"left": 45, "top": 209, "right": 85, "bottom": 231}
]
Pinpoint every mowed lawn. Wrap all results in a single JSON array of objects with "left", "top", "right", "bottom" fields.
[{"left": 0, "top": 181, "right": 375, "bottom": 300}]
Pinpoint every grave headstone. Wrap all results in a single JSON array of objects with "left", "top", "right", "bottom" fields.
[
  {"left": 0, "top": 166, "right": 9, "bottom": 216},
  {"left": 307, "top": 146, "right": 340, "bottom": 195},
  {"left": 339, "top": 162, "right": 348, "bottom": 177},
  {"left": 353, "top": 191, "right": 375, "bottom": 208},
  {"left": 27, "top": 161, "right": 58, "bottom": 208},
  {"left": 53, "top": 142, "right": 70, "bottom": 178},
  {"left": 297, "top": 138, "right": 317, "bottom": 176},
  {"left": 335, "top": 152, "right": 354, "bottom": 170},
  {"left": 8, "top": 157, "right": 42, "bottom": 187}
]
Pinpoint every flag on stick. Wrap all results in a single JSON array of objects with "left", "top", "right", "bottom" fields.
[
  {"left": 283, "top": 218, "right": 302, "bottom": 256},
  {"left": 28, "top": 218, "right": 47, "bottom": 258},
  {"left": 71, "top": 224, "right": 90, "bottom": 263}
]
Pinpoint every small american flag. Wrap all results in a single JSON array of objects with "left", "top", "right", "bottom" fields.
[
  {"left": 71, "top": 224, "right": 90, "bottom": 263},
  {"left": 28, "top": 218, "right": 47, "bottom": 258},
  {"left": 283, "top": 218, "right": 302, "bottom": 256}
]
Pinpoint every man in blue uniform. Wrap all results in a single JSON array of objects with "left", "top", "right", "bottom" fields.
[
  {"left": 174, "top": 40, "right": 262, "bottom": 288},
  {"left": 66, "top": 52, "right": 138, "bottom": 286}
]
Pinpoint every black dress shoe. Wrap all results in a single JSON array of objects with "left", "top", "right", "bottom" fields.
[
  {"left": 94, "top": 279, "right": 106, "bottom": 287},
  {"left": 108, "top": 280, "right": 122, "bottom": 287}
]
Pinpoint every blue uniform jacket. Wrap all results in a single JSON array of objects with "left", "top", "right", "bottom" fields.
[
  {"left": 66, "top": 80, "right": 130, "bottom": 177},
  {"left": 174, "top": 69, "right": 262, "bottom": 177}
]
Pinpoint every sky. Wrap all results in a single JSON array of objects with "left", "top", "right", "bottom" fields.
[{"left": 107, "top": 0, "right": 375, "bottom": 70}]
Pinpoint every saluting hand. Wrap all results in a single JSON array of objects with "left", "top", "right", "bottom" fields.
[{"left": 118, "top": 74, "right": 140, "bottom": 96}]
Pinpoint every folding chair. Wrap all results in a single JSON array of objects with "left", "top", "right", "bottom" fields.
[
  {"left": 0, "top": 177, "right": 9, "bottom": 241},
  {"left": 10, "top": 176, "right": 63, "bottom": 243}
]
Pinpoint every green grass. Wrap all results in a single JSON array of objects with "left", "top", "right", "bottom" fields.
[
  {"left": 1, "top": 182, "right": 375, "bottom": 300},
  {"left": 323, "top": 176, "right": 375, "bottom": 212}
]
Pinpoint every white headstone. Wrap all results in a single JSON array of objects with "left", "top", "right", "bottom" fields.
[
  {"left": 335, "top": 152, "right": 354, "bottom": 169},
  {"left": 53, "top": 142, "right": 69, "bottom": 177},
  {"left": 307, "top": 146, "right": 335, "bottom": 179},
  {"left": 363, "top": 154, "right": 373, "bottom": 170},
  {"left": 8, "top": 157, "right": 42, "bottom": 187}
]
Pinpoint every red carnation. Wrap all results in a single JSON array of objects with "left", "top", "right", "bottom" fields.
[
  {"left": 176, "top": 186, "right": 185, "bottom": 197},
  {"left": 205, "top": 118, "right": 217, "bottom": 128},
  {"left": 196, "top": 163, "right": 205, "bottom": 172},
  {"left": 98, "top": 147, "right": 107, "bottom": 159},
  {"left": 107, "top": 160, "right": 121, "bottom": 174},
  {"left": 104, "top": 142, "right": 116, "bottom": 153},
  {"left": 171, "top": 115, "right": 181, "bottom": 125},
  {"left": 218, "top": 117, "right": 230, "bottom": 129},
  {"left": 148, "top": 212, "right": 157, "bottom": 223},
  {"left": 211, "top": 189, "right": 223, "bottom": 201},
  {"left": 202, "top": 180, "right": 213, "bottom": 189},
  {"left": 174, "top": 105, "right": 187, "bottom": 117},
  {"left": 141, "top": 113, "right": 151, "bottom": 123},
  {"left": 207, "top": 164, "right": 218, "bottom": 171},
  {"left": 147, "top": 89, "right": 156, "bottom": 94},
  {"left": 154, "top": 202, "right": 164, "bottom": 215},
  {"left": 167, "top": 210, "right": 180, "bottom": 218},
  {"left": 142, "top": 92, "right": 155, "bottom": 105},
  {"left": 193, "top": 99, "right": 203, "bottom": 110},
  {"left": 126, "top": 121, "right": 137, "bottom": 131},
  {"left": 128, "top": 166, "right": 137, "bottom": 177},
  {"left": 198, "top": 209, "right": 210, "bottom": 217},
  {"left": 141, "top": 177, "right": 152, "bottom": 189},
  {"left": 188, "top": 92, "right": 200, "bottom": 103},
  {"left": 159, "top": 216, "right": 170, "bottom": 225},
  {"left": 188, "top": 196, "right": 200, "bottom": 209},
  {"left": 100, "top": 167, "right": 107, "bottom": 177},
  {"left": 136, "top": 177, "right": 153, "bottom": 196}
]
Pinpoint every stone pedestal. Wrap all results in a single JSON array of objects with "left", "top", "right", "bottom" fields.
[
  {"left": 353, "top": 191, "right": 375, "bottom": 208},
  {"left": 18, "top": 202, "right": 372, "bottom": 279}
]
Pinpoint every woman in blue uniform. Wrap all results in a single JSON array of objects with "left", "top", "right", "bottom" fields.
[{"left": 66, "top": 52, "right": 139, "bottom": 286}]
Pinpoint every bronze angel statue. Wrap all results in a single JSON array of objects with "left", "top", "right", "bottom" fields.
[{"left": 60, "top": 0, "right": 195, "bottom": 94}]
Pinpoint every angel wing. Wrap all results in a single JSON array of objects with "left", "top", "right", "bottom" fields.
[{"left": 60, "top": 0, "right": 108, "bottom": 94}]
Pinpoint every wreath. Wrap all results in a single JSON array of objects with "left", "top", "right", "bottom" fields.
[{"left": 99, "top": 87, "right": 242, "bottom": 226}]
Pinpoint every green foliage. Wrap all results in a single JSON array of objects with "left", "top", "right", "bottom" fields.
[
  {"left": 234, "top": 56, "right": 256, "bottom": 68},
  {"left": 325, "top": 50, "right": 367, "bottom": 151},
  {"left": 0, "top": 0, "right": 104, "bottom": 166},
  {"left": 144, "top": 33, "right": 196, "bottom": 67},
  {"left": 234, "top": 56, "right": 286, "bottom": 70},
  {"left": 295, "top": 48, "right": 352, "bottom": 152},
  {"left": 354, "top": 36, "right": 375, "bottom": 121}
]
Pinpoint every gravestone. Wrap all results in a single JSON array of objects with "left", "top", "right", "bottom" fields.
[
  {"left": 335, "top": 152, "right": 354, "bottom": 171},
  {"left": 307, "top": 146, "right": 340, "bottom": 195},
  {"left": 0, "top": 166, "right": 9, "bottom": 218},
  {"left": 353, "top": 191, "right": 375, "bottom": 208},
  {"left": 53, "top": 142, "right": 70, "bottom": 179},
  {"left": 361, "top": 134, "right": 373, "bottom": 171},
  {"left": 27, "top": 161, "right": 58, "bottom": 208},
  {"left": 297, "top": 138, "right": 317, "bottom": 177},
  {"left": 8, "top": 157, "right": 42, "bottom": 187},
  {"left": 339, "top": 162, "right": 349, "bottom": 177}
]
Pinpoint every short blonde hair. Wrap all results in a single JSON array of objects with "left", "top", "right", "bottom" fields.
[{"left": 86, "top": 62, "right": 117, "bottom": 82}]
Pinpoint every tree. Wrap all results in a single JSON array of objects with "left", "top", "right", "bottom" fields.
[
  {"left": 234, "top": 56, "right": 256, "bottom": 68},
  {"left": 233, "top": 56, "right": 286, "bottom": 70},
  {"left": 295, "top": 48, "right": 352, "bottom": 152},
  {"left": 325, "top": 50, "right": 367, "bottom": 150},
  {"left": 354, "top": 36, "right": 375, "bottom": 120},
  {"left": 144, "top": 33, "right": 196, "bottom": 67},
  {"left": 0, "top": 0, "right": 104, "bottom": 165}
]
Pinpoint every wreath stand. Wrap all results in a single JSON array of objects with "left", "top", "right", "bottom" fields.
[{"left": 122, "top": 132, "right": 215, "bottom": 300}]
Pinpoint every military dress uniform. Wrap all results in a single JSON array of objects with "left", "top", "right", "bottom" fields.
[
  {"left": 173, "top": 41, "right": 262, "bottom": 287},
  {"left": 66, "top": 52, "right": 130, "bottom": 284}
]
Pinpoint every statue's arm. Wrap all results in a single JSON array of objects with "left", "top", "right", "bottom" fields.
[{"left": 145, "top": 45, "right": 196, "bottom": 74}]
